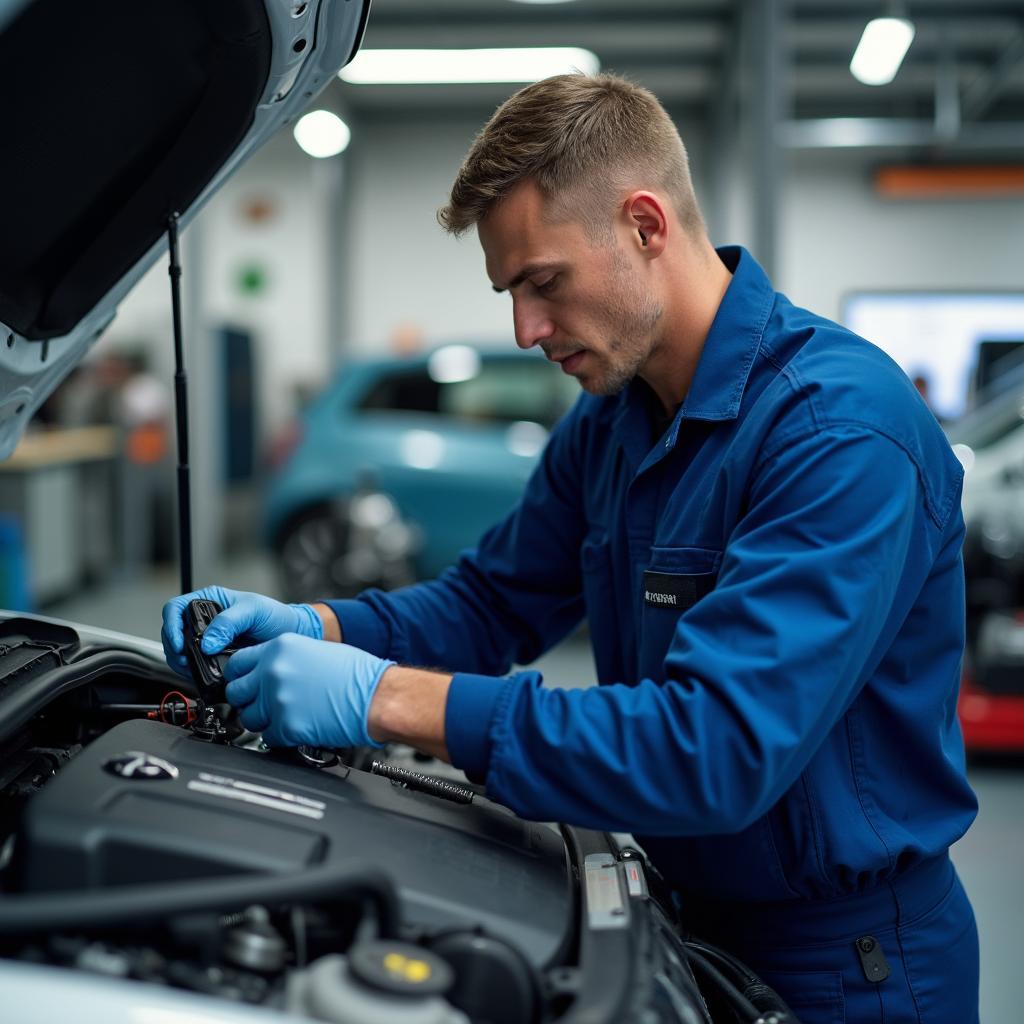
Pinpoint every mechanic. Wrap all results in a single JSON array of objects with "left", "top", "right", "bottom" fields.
[{"left": 164, "top": 74, "right": 979, "bottom": 1023}]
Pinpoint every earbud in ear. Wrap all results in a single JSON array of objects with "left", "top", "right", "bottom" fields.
[{"left": 639, "top": 230, "right": 648, "bottom": 247}]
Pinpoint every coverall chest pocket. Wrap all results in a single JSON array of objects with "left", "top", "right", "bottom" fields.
[{"left": 638, "top": 546, "right": 721, "bottom": 681}]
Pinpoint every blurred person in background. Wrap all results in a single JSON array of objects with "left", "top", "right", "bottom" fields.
[
  {"left": 911, "top": 369, "right": 946, "bottom": 424},
  {"left": 163, "top": 73, "right": 977, "bottom": 1023}
]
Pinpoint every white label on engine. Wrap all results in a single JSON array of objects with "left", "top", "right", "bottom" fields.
[
  {"left": 187, "top": 772, "right": 325, "bottom": 820},
  {"left": 583, "top": 854, "right": 629, "bottom": 930}
]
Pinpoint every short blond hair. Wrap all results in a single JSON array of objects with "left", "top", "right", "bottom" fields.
[{"left": 439, "top": 73, "right": 705, "bottom": 240}]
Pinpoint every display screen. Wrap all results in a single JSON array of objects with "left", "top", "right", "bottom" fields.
[{"left": 842, "top": 292, "right": 1024, "bottom": 422}]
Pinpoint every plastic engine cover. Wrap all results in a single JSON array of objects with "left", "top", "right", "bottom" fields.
[{"left": 16, "top": 719, "right": 570, "bottom": 968}]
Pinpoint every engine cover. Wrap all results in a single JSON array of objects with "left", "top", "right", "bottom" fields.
[{"left": 16, "top": 719, "right": 570, "bottom": 967}]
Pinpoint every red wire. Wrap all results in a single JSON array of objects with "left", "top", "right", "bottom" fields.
[{"left": 159, "top": 690, "right": 196, "bottom": 725}]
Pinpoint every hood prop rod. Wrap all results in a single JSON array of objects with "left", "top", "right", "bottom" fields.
[{"left": 167, "top": 213, "right": 193, "bottom": 594}]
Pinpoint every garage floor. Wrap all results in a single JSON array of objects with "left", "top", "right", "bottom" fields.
[{"left": 46, "top": 552, "right": 1024, "bottom": 1023}]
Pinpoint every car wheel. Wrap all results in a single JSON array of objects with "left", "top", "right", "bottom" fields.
[{"left": 276, "top": 499, "right": 418, "bottom": 602}]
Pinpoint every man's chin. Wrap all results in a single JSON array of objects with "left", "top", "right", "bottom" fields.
[{"left": 578, "top": 373, "right": 630, "bottom": 397}]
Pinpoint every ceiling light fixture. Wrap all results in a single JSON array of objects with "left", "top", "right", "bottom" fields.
[
  {"left": 293, "top": 110, "right": 351, "bottom": 158},
  {"left": 339, "top": 47, "right": 599, "bottom": 85},
  {"left": 850, "top": 17, "right": 916, "bottom": 86}
]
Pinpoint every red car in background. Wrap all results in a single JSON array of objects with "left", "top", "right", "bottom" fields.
[
  {"left": 960, "top": 514, "right": 1024, "bottom": 753},
  {"left": 959, "top": 607, "right": 1024, "bottom": 753}
]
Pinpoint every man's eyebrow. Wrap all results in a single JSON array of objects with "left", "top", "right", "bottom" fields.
[{"left": 491, "top": 262, "right": 561, "bottom": 294}]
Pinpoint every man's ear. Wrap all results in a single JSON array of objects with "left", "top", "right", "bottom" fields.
[{"left": 623, "top": 191, "right": 668, "bottom": 258}]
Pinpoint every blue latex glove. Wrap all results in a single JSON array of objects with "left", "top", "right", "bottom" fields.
[
  {"left": 161, "top": 586, "right": 323, "bottom": 679},
  {"left": 224, "top": 633, "right": 395, "bottom": 749}
]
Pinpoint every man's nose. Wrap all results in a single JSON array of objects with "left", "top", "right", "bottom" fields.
[{"left": 512, "top": 298, "right": 555, "bottom": 350}]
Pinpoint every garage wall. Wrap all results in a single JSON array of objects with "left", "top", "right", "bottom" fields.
[
  {"left": 778, "top": 151, "right": 1024, "bottom": 323},
  {"left": 343, "top": 117, "right": 519, "bottom": 353},
  {"left": 345, "top": 120, "right": 1024, "bottom": 353},
  {"left": 101, "top": 117, "right": 1024, "bottom": 444},
  {"left": 100, "top": 131, "right": 338, "bottom": 445}
]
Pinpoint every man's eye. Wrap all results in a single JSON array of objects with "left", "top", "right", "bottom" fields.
[{"left": 536, "top": 276, "right": 559, "bottom": 294}]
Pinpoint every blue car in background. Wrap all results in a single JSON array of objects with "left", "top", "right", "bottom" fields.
[{"left": 265, "top": 344, "right": 578, "bottom": 600}]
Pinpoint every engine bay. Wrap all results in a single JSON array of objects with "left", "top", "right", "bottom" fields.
[
  {"left": 16, "top": 716, "right": 571, "bottom": 962},
  {"left": 0, "top": 614, "right": 723, "bottom": 1024}
]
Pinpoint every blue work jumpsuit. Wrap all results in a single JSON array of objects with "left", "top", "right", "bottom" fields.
[{"left": 327, "top": 246, "right": 979, "bottom": 1023}]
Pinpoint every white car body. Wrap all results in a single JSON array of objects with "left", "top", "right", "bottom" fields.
[{"left": 0, "top": 0, "right": 368, "bottom": 459}]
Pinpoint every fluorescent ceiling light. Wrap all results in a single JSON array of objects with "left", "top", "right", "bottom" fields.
[
  {"left": 293, "top": 110, "right": 351, "bottom": 158},
  {"left": 340, "top": 47, "right": 600, "bottom": 85},
  {"left": 850, "top": 17, "right": 915, "bottom": 86}
]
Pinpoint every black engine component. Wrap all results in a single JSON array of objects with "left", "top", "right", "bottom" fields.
[
  {"left": 13, "top": 718, "right": 571, "bottom": 969},
  {"left": 0, "top": 618, "right": 79, "bottom": 689},
  {"left": 0, "top": 649, "right": 797, "bottom": 1023},
  {"left": 427, "top": 931, "right": 540, "bottom": 1024},
  {"left": 222, "top": 908, "right": 289, "bottom": 974},
  {"left": 183, "top": 599, "right": 236, "bottom": 703}
]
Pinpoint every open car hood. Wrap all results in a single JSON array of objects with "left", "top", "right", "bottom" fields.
[{"left": 0, "top": 0, "right": 370, "bottom": 459}]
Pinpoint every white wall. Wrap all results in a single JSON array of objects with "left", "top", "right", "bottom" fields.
[
  {"left": 344, "top": 118, "right": 511, "bottom": 352},
  {"left": 344, "top": 118, "right": 1024, "bottom": 354},
  {"left": 780, "top": 151, "right": 1024, "bottom": 324}
]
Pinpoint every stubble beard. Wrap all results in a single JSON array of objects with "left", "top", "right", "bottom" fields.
[{"left": 581, "top": 258, "right": 663, "bottom": 397}]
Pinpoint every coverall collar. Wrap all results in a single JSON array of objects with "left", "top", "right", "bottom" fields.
[
  {"left": 678, "top": 245, "right": 774, "bottom": 423},
  {"left": 613, "top": 245, "right": 775, "bottom": 472}
]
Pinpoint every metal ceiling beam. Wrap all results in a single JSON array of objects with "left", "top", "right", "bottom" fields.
[
  {"left": 791, "top": 18, "right": 1022, "bottom": 51},
  {"left": 934, "top": 25, "right": 961, "bottom": 142},
  {"left": 363, "top": 7, "right": 726, "bottom": 30},
  {"left": 360, "top": 22, "right": 725, "bottom": 55},
  {"left": 347, "top": 0, "right": 1024, "bottom": 134},
  {"left": 782, "top": 117, "right": 1024, "bottom": 149},
  {"left": 962, "top": 27, "right": 1024, "bottom": 121},
  {"left": 367, "top": 0, "right": 727, "bottom": 13},
  {"left": 339, "top": 69, "right": 711, "bottom": 112},
  {"left": 792, "top": 2, "right": 1024, "bottom": 17}
]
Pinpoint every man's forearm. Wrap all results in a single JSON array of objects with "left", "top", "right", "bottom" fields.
[
  {"left": 310, "top": 603, "right": 450, "bottom": 758},
  {"left": 368, "top": 665, "right": 452, "bottom": 762},
  {"left": 311, "top": 602, "right": 342, "bottom": 643}
]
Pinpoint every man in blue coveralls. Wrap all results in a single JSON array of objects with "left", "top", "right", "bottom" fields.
[{"left": 164, "top": 74, "right": 979, "bottom": 1022}]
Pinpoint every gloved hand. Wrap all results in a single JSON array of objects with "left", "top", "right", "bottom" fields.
[
  {"left": 224, "top": 634, "right": 395, "bottom": 749},
  {"left": 161, "top": 586, "right": 323, "bottom": 679}
]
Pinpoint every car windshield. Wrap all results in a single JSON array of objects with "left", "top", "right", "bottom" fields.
[{"left": 357, "top": 357, "right": 578, "bottom": 430}]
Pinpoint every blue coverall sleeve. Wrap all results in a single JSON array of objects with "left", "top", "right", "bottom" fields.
[
  {"left": 450, "top": 425, "right": 946, "bottom": 835},
  {"left": 325, "top": 408, "right": 589, "bottom": 674}
]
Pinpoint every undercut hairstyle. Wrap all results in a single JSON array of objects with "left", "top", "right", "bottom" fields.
[{"left": 438, "top": 73, "right": 705, "bottom": 241}]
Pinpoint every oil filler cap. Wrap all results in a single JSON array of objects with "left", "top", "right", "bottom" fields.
[{"left": 349, "top": 941, "right": 453, "bottom": 997}]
